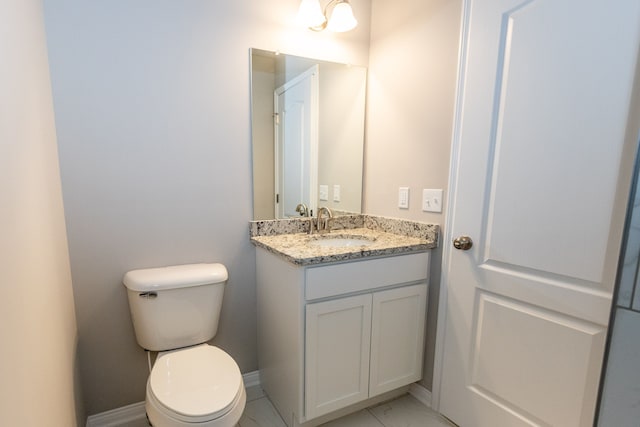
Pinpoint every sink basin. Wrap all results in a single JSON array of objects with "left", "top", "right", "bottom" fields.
[{"left": 308, "top": 235, "right": 375, "bottom": 248}]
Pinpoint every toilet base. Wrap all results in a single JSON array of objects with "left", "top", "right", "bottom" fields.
[{"left": 145, "top": 383, "right": 246, "bottom": 427}]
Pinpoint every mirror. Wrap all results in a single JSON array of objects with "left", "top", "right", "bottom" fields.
[{"left": 250, "top": 48, "right": 366, "bottom": 220}]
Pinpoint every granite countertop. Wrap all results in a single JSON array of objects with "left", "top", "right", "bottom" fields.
[{"left": 250, "top": 215, "right": 438, "bottom": 266}]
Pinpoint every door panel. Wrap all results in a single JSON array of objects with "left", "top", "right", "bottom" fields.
[
  {"left": 281, "top": 99, "right": 305, "bottom": 217},
  {"left": 470, "top": 292, "right": 606, "bottom": 426},
  {"left": 483, "top": 0, "right": 632, "bottom": 284},
  {"left": 439, "top": 0, "right": 640, "bottom": 426}
]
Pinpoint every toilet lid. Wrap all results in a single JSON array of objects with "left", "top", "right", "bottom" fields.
[{"left": 149, "top": 345, "right": 243, "bottom": 419}]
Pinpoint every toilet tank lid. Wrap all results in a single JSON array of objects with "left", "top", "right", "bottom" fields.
[{"left": 123, "top": 263, "right": 228, "bottom": 292}]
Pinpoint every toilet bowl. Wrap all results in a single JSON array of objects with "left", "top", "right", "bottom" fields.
[{"left": 145, "top": 344, "right": 246, "bottom": 427}]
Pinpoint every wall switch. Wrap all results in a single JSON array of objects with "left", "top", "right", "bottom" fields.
[
  {"left": 333, "top": 185, "right": 341, "bottom": 202},
  {"left": 319, "top": 185, "right": 329, "bottom": 201},
  {"left": 422, "top": 189, "right": 443, "bottom": 213},
  {"left": 398, "top": 187, "right": 410, "bottom": 209}
]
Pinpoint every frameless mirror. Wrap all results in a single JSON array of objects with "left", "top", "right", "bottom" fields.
[{"left": 250, "top": 48, "right": 366, "bottom": 220}]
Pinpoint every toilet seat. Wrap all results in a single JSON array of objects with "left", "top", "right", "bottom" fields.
[{"left": 148, "top": 344, "right": 244, "bottom": 423}]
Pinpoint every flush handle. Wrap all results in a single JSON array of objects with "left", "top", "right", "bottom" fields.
[
  {"left": 453, "top": 236, "right": 473, "bottom": 251},
  {"left": 139, "top": 292, "right": 158, "bottom": 299}
]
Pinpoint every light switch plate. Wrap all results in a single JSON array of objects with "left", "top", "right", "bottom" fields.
[
  {"left": 422, "top": 189, "right": 443, "bottom": 213},
  {"left": 398, "top": 187, "right": 410, "bottom": 209},
  {"left": 333, "top": 185, "right": 341, "bottom": 202},
  {"left": 319, "top": 185, "right": 329, "bottom": 201}
]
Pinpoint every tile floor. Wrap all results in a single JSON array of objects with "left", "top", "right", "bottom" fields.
[
  {"left": 239, "top": 386, "right": 456, "bottom": 427},
  {"left": 124, "top": 385, "right": 456, "bottom": 427}
]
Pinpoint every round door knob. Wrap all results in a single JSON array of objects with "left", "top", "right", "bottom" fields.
[{"left": 453, "top": 235, "right": 473, "bottom": 250}]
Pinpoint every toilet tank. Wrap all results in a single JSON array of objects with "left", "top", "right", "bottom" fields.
[{"left": 123, "top": 263, "right": 228, "bottom": 351}]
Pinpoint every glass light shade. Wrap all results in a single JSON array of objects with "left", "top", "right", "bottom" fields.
[
  {"left": 296, "top": 0, "right": 326, "bottom": 28},
  {"left": 327, "top": 2, "right": 358, "bottom": 32}
]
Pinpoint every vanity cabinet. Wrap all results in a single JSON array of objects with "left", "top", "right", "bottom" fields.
[
  {"left": 256, "top": 248, "right": 430, "bottom": 427},
  {"left": 305, "top": 283, "right": 427, "bottom": 419}
]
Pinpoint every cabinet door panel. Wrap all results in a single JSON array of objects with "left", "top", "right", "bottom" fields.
[
  {"left": 370, "top": 283, "right": 428, "bottom": 397},
  {"left": 305, "top": 294, "right": 372, "bottom": 419}
]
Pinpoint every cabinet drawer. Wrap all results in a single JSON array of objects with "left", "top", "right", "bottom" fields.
[{"left": 305, "top": 252, "right": 430, "bottom": 300}]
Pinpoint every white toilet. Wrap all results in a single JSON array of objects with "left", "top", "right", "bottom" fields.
[{"left": 124, "top": 263, "right": 246, "bottom": 427}]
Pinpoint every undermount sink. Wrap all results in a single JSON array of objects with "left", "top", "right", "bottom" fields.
[{"left": 308, "top": 234, "right": 375, "bottom": 248}]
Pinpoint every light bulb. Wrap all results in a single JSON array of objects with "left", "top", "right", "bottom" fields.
[
  {"left": 327, "top": 1, "right": 357, "bottom": 32},
  {"left": 296, "top": 0, "right": 326, "bottom": 28}
]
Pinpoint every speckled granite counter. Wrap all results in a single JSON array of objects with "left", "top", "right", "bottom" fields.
[{"left": 250, "top": 215, "right": 438, "bottom": 266}]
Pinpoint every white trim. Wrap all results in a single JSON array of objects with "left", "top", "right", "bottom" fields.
[
  {"left": 409, "top": 383, "right": 432, "bottom": 408},
  {"left": 431, "top": 0, "right": 472, "bottom": 412},
  {"left": 86, "top": 370, "right": 261, "bottom": 427},
  {"left": 242, "top": 370, "right": 261, "bottom": 388},
  {"left": 85, "top": 401, "right": 146, "bottom": 427}
]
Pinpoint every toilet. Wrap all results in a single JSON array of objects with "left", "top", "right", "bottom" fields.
[{"left": 123, "top": 263, "right": 246, "bottom": 427}]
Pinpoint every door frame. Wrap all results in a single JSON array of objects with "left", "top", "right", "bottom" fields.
[{"left": 431, "top": 0, "right": 471, "bottom": 410}]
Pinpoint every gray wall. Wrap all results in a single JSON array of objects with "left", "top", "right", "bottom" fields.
[
  {"left": 251, "top": 53, "right": 277, "bottom": 220},
  {"left": 43, "top": 0, "right": 462, "bottom": 417},
  {"left": 365, "top": 0, "right": 462, "bottom": 389},
  {"left": 0, "top": 0, "right": 80, "bottom": 425},
  {"left": 43, "top": 0, "right": 371, "bottom": 417}
]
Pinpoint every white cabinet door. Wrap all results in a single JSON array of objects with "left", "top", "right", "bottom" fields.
[
  {"left": 305, "top": 294, "right": 372, "bottom": 419},
  {"left": 370, "top": 283, "right": 428, "bottom": 397}
]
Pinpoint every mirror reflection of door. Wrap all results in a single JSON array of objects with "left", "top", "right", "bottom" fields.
[{"left": 274, "top": 65, "right": 319, "bottom": 219}]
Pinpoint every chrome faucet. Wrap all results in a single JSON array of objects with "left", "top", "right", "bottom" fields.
[
  {"left": 316, "top": 207, "right": 333, "bottom": 234},
  {"left": 295, "top": 203, "right": 309, "bottom": 217},
  {"left": 296, "top": 203, "right": 316, "bottom": 235}
]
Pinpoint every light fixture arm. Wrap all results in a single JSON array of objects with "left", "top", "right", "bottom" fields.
[
  {"left": 309, "top": 0, "right": 340, "bottom": 32},
  {"left": 309, "top": 0, "right": 348, "bottom": 32}
]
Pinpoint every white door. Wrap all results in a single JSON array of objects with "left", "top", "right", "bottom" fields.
[
  {"left": 275, "top": 66, "right": 319, "bottom": 219},
  {"left": 438, "top": 1, "right": 640, "bottom": 426},
  {"left": 369, "top": 283, "right": 427, "bottom": 397},
  {"left": 305, "top": 294, "right": 372, "bottom": 420}
]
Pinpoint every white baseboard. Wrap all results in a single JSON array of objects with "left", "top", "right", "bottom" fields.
[
  {"left": 86, "top": 370, "right": 260, "bottom": 427},
  {"left": 242, "top": 370, "right": 261, "bottom": 388},
  {"left": 409, "top": 383, "right": 432, "bottom": 408},
  {"left": 86, "top": 401, "right": 147, "bottom": 427}
]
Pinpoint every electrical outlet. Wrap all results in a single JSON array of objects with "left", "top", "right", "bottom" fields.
[
  {"left": 333, "top": 185, "right": 341, "bottom": 202},
  {"left": 398, "top": 187, "right": 410, "bottom": 209},
  {"left": 422, "top": 189, "right": 443, "bottom": 213}
]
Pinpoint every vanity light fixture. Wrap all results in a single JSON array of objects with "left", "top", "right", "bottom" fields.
[{"left": 296, "top": 0, "right": 358, "bottom": 33}]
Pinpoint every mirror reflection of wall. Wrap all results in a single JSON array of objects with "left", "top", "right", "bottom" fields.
[{"left": 250, "top": 48, "right": 366, "bottom": 220}]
